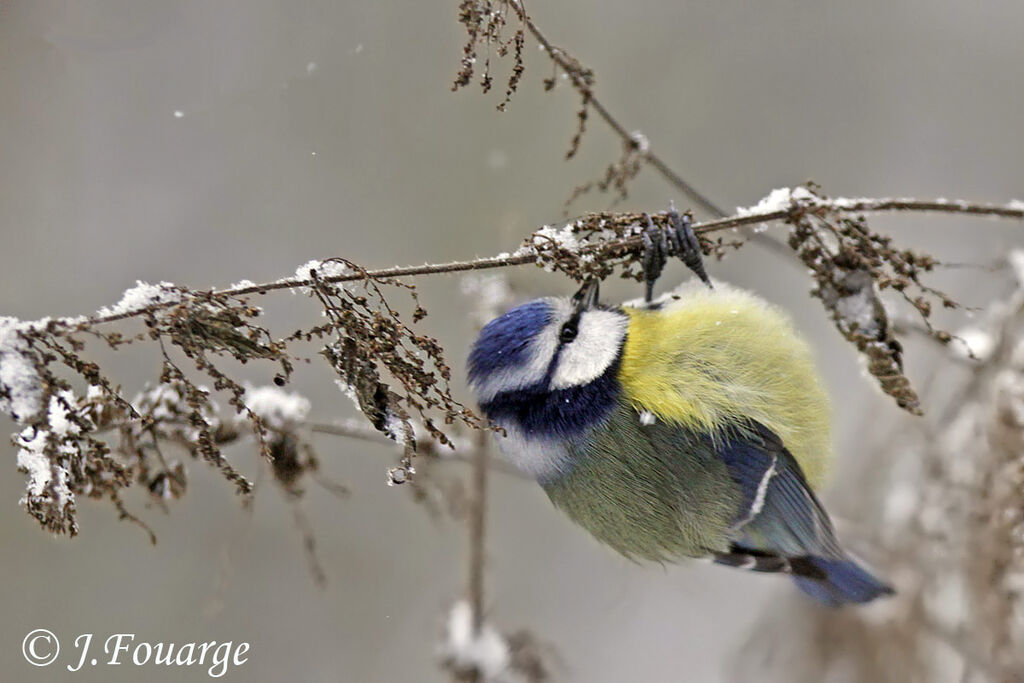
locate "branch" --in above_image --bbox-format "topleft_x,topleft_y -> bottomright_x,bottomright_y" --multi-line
508,0 -> 726,217
2,185 -> 1021,537
307,421 -> 527,479
60,194 -> 1024,330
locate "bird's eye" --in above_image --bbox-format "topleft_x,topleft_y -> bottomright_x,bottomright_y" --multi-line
559,320 -> 579,343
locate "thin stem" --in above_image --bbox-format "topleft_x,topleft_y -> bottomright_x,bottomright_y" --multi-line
509,0 -> 726,217
307,422 -> 528,479
639,147 -> 727,218
60,197 -> 1022,329
467,433 -> 489,635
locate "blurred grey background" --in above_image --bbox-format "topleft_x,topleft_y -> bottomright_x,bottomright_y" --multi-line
1,1 -> 1022,681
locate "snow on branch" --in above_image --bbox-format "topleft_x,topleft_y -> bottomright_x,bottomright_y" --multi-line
439,600 -> 551,682
0,185 -> 1021,537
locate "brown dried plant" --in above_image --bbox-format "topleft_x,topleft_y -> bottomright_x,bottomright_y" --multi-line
2,194 -> 1021,541
1,260 -> 485,537
452,0 -> 724,217
0,7 -> 1020,683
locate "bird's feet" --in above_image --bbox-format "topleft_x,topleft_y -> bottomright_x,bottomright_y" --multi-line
641,207 -> 712,303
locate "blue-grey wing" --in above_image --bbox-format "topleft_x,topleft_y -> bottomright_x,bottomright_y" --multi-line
711,422 -> 893,605
715,423 -> 843,559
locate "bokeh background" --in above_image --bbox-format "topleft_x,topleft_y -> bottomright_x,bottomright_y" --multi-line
1,1 -> 1022,681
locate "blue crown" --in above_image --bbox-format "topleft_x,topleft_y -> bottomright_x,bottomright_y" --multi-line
467,300 -> 552,386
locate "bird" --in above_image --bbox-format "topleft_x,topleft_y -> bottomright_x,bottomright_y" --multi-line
466,211 -> 893,606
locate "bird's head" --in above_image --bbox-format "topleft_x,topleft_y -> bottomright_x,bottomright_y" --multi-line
467,280 -> 629,439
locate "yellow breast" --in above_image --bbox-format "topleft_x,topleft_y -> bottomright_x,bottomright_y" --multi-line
618,281 -> 832,488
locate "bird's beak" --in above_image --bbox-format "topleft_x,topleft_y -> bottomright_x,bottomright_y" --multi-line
572,278 -> 601,313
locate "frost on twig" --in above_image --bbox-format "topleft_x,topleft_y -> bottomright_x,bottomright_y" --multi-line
1,258 -> 483,536
512,210 -> 708,282
308,258 -> 486,485
510,185 -> 961,415
782,183 -> 960,415
0,318 -> 46,421
439,601 -> 553,683
440,601 -> 511,680
1,193 -> 1017,537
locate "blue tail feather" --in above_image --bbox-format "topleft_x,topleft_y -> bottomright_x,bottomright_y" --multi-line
792,557 -> 894,607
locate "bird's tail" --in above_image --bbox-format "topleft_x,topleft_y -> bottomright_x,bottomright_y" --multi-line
791,556 -> 894,607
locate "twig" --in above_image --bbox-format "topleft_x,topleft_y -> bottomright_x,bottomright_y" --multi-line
6,189 -> 1021,539
467,433 -> 489,635
508,0 -> 726,217
307,421 -> 528,479
64,197 -> 1024,329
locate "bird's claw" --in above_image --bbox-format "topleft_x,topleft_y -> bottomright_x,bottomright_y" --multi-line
669,209 -> 712,289
642,214 -> 667,303
641,208 -> 712,303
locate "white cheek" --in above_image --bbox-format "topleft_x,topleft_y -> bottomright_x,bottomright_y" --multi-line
550,311 -> 628,390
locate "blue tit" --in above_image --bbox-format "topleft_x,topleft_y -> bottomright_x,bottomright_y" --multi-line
467,276 -> 893,606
